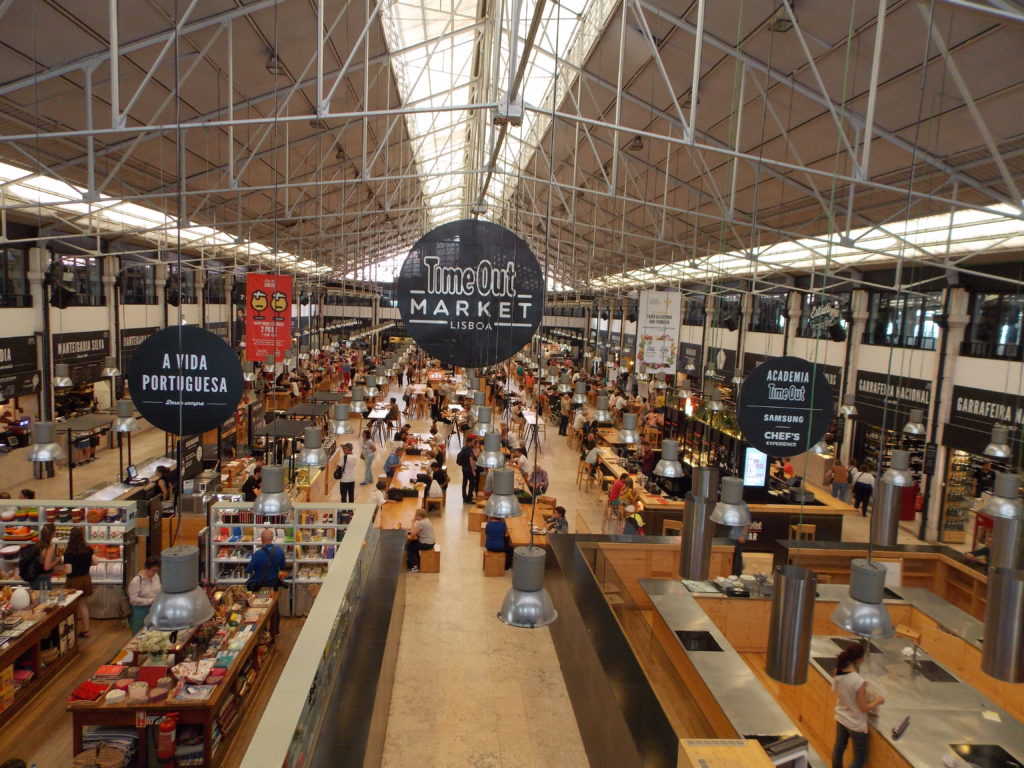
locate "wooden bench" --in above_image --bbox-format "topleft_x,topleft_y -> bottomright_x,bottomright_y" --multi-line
467,509 -> 486,532
789,523 -> 817,541
419,545 -> 441,573
424,496 -> 444,516
483,549 -> 505,576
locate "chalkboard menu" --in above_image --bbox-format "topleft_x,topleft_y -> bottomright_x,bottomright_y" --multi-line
0,336 -> 39,399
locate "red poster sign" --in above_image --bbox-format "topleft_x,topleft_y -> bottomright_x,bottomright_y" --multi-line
245,273 -> 293,362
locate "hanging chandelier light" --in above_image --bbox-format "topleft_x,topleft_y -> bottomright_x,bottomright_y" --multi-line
654,439 -> 684,478
497,546 -> 558,629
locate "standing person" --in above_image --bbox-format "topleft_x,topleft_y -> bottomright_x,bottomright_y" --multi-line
341,358 -> 352,388
241,465 -> 262,502
246,528 -> 286,589
406,509 -> 436,572
831,643 -> 883,768
639,441 -> 657,475
333,443 -> 357,502
457,438 -> 478,502
558,393 -> 571,435
829,460 -> 851,502
851,465 -> 876,516
359,429 -> 377,485
128,556 -> 162,633
729,524 -> 749,576
973,461 -> 996,497
63,528 -> 96,637
25,524 -> 58,590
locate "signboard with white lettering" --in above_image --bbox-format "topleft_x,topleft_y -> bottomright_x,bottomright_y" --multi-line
126,325 -> 243,435
854,370 -> 931,428
0,336 -> 39,399
677,342 -> 702,374
396,219 -> 544,367
53,330 -> 109,384
121,327 -> 159,361
744,353 -> 841,402
738,356 -> 835,456
943,385 -> 1023,457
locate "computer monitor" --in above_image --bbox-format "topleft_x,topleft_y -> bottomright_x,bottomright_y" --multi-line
125,465 -> 138,481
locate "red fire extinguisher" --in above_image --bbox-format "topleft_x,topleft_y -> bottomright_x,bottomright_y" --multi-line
157,712 -> 179,761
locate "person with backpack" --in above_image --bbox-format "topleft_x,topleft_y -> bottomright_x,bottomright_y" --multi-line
20,523 -> 58,590
246,528 -> 286,592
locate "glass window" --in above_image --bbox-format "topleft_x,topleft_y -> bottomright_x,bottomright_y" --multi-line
711,293 -> 741,329
681,295 -> 705,326
748,294 -> 787,334
168,265 -> 198,304
0,247 -> 31,308
56,254 -> 105,306
121,263 -> 157,305
797,292 -> 850,339
204,274 -> 227,304
961,292 -> 1024,361
863,291 -> 942,350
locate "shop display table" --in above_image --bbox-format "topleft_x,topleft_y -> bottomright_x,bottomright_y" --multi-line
68,591 -> 279,768
0,589 -> 81,726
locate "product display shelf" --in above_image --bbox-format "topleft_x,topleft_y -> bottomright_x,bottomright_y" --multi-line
940,449 -> 977,543
68,591 -> 278,768
0,500 -> 138,588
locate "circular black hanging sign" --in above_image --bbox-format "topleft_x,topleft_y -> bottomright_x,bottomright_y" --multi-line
396,219 -> 545,367
126,325 -> 243,435
738,356 -> 835,457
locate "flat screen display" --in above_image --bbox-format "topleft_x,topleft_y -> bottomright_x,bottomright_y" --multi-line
743,447 -> 769,487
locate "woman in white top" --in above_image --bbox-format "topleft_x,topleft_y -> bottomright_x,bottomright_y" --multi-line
832,643 -> 884,768
128,556 -> 162,634
850,465 -> 876,517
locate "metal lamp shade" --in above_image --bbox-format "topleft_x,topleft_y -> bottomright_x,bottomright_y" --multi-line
766,565 -> 817,685
484,468 -> 522,518
53,364 -> 73,388
112,400 -> 141,432
546,366 -> 559,385
242,361 -> 257,382
983,425 -> 1013,461
620,413 -> 639,444
593,396 -> 612,425
902,408 -> 926,436
708,389 -> 725,412
709,477 -> 751,526
654,439 -> 684,478
981,567 -> 1024,683
478,432 -> 505,468
145,546 -> 215,631
27,421 -> 66,462
349,387 -> 367,413
652,374 -> 667,391
475,407 -> 499,436
984,472 -> 1023,520
872,450 -> 915,546
101,356 -> 121,378
253,465 -> 293,518
497,546 -> 557,628
839,394 -> 858,417
571,381 -> 588,405
364,375 -> 380,398
831,559 -> 895,639
264,354 -> 276,373
332,404 -> 355,435
470,391 -> 487,423
298,427 -> 327,466
678,382 -> 692,400
557,374 -> 572,394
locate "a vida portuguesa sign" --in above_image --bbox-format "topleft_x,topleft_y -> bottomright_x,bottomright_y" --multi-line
126,325 -> 243,435
738,355 -> 835,456
396,219 -> 545,367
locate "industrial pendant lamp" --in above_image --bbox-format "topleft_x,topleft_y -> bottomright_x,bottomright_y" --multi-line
145,546 -> 215,631
709,477 -> 751,526
831,559 -> 895,639
652,373 -> 668,391
766,564 -> 818,685
298,427 -> 327,466
839,394 -> 858,417
111,400 -> 140,432
53,364 -> 73,388
349,387 -> 368,413
557,374 -> 572,394
593,396 -> 612,425
484,468 -> 523,518
620,413 -> 639,445
364,375 -> 380,399
26,422 -> 66,463
654,439 -> 684,478
264,354 -> 276,374
478,431 -> 505,468
475,407 -> 499,436
242,362 -> 256,382
810,437 -> 832,456
982,568 -> 1024,683
983,425 -> 1013,461
497,546 -> 558,628
708,389 -> 725,412
571,381 -> 588,405
731,374 -> 743,386
253,465 -> 293,519
678,380 -> 692,399
872,450 -> 914,546
984,472 -> 1023,521
101,356 -> 121,378
470,391 -> 487,423
902,408 -> 926,436
332,404 -> 355,435
546,365 -> 559,386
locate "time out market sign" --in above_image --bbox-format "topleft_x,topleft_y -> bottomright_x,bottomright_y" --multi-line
397,219 -> 544,367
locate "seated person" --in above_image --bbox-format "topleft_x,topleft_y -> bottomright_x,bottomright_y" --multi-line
426,461 -> 448,498
485,516 -> 514,570
508,448 -> 529,472
545,505 -> 569,533
383,446 -> 404,478
526,466 -> 549,496
406,509 -> 435,572
372,479 -> 392,507
275,371 -> 291,391
387,397 -> 401,424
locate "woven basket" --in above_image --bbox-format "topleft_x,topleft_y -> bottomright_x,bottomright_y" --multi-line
73,743 -> 127,768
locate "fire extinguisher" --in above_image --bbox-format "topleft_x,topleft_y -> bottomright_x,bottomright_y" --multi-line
157,712 -> 179,761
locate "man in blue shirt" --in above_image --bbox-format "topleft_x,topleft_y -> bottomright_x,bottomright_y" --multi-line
246,528 -> 286,589
485,516 -> 513,570
384,446 -> 404,478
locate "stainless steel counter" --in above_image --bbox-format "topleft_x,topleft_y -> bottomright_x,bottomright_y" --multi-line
808,635 -> 1024,767
641,579 -> 827,767
78,455 -> 177,501
889,586 -> 985,650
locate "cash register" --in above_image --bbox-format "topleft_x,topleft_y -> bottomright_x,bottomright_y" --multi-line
123,465 -> 149,486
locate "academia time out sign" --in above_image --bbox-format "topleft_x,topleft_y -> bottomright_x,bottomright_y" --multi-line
738,356 -> 834,457
126,325 -> 243,435
396,219 -> 544,367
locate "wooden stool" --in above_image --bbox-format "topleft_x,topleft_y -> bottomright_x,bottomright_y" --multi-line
789,523 -> 817,541
662,520 -> 683,536
483,550 -> 505,576
419,545 -> 441,573
576,461 -> 590,489
425,497 -> 443,516
468,509 -> 486,532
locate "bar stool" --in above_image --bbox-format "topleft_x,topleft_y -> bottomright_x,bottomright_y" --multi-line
789,523 -> 817,541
